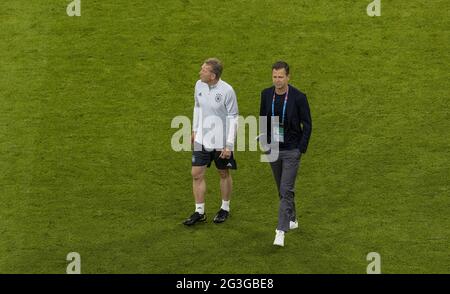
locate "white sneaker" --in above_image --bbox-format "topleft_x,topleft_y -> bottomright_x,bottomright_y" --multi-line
290,220 -> 299,230
273,229 -> 285,247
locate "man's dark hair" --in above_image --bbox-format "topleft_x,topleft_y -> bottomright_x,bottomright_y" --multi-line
204,58 -> 223,79
272,61 -> 290,75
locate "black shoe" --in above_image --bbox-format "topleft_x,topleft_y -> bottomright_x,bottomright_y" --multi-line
213,209 -> 229,223
183,212 -> 206,226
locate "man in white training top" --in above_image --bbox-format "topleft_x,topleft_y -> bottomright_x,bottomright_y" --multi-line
183,58 -> 239,226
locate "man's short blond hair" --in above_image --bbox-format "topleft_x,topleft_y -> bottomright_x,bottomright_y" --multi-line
204,58 -> 223,79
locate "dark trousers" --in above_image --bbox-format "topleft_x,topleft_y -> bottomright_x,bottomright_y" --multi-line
269,149 -> 301,232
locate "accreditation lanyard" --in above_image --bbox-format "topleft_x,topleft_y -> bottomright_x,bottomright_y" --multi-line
272,87 -> 289,126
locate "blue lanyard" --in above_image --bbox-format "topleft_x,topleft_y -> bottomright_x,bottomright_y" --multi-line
272,87 -> 289,125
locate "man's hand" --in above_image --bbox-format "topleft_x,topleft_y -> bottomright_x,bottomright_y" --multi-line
191,132 -> 196,145
219,147 -> 232,159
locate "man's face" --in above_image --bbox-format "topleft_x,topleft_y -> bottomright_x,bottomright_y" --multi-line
272,68 -> 290,90
199,63 -> 215,83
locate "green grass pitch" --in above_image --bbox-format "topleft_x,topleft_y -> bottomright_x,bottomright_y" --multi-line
0,0 -> 448,273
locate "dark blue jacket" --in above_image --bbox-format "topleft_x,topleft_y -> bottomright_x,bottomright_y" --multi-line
260,85 -> 312,153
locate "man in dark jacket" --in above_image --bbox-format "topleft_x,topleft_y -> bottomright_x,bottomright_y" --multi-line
259,61 -> 312,247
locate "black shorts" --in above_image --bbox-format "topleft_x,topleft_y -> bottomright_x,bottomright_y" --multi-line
192,144 -> 237,170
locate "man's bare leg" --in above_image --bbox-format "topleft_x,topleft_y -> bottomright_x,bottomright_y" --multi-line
183,165 -> 208,226
192,165 -> 207,211
213,169 -> 232,223
218,169 -> 232,202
